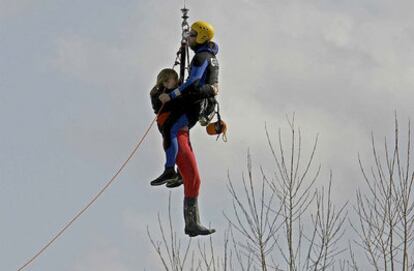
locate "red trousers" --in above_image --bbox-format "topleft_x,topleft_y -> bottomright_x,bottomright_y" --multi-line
176,130 -> 201,198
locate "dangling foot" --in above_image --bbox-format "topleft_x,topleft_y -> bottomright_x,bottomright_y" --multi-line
150,167 -> 177,186
166,170 -> 183,188
184,197 -> 216,237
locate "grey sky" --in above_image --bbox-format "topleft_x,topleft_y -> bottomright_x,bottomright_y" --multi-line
1,0 -> 414,270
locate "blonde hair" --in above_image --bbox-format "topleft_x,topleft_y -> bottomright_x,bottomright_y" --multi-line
156,68 -> 178,88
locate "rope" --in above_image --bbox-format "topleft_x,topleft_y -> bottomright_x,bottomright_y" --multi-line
17,109 -> 161,271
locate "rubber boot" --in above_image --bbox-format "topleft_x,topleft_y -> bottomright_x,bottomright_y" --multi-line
150,167 -> 177,186
184,197 -> 215,237
166,170 -> 183,188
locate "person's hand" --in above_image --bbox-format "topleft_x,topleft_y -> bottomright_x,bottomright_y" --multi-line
159,93 -> 171,104
211,83 -> 219,95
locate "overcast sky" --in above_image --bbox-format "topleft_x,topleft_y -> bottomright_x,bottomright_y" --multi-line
2,0 -> 414,270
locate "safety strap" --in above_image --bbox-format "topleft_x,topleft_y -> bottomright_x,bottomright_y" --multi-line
173,6 -> 190,83
215,103 -> 227,142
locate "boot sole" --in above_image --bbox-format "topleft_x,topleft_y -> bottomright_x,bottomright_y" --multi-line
150,177 -> 177,186
185,229 -> 216,237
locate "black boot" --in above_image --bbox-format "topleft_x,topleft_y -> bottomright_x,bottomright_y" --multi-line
166,170 -> 183,188
184,197 -> 215,237
150,167 -> 177,186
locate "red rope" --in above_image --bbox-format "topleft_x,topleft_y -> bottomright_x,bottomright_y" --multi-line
17,112 -> 160,271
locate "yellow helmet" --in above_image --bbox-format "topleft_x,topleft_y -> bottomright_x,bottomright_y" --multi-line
191,21 -> 215,44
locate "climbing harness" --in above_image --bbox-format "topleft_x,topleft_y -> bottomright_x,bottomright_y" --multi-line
198,97 -> 217,126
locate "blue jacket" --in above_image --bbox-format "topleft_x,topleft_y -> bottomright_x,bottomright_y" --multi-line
169,41 -> 219,99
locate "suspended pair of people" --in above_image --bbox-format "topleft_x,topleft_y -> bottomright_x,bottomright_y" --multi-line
149,21 -> 221,237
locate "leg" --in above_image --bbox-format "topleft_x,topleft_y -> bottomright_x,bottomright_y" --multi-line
151,114 -> 188,186
165,127 -> 189,189
165,114 -> 189,168
176,130 -> 200,198
176,130 -> 215,237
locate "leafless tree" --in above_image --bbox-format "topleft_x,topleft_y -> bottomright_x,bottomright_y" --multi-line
224,150 -> 282,271
195,226 -> 236,271
147,192 -> 193,271
224,116 -> 347,271
306,178 -> 348,271
351,115 -> 414,270
148,193 -> 237,271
